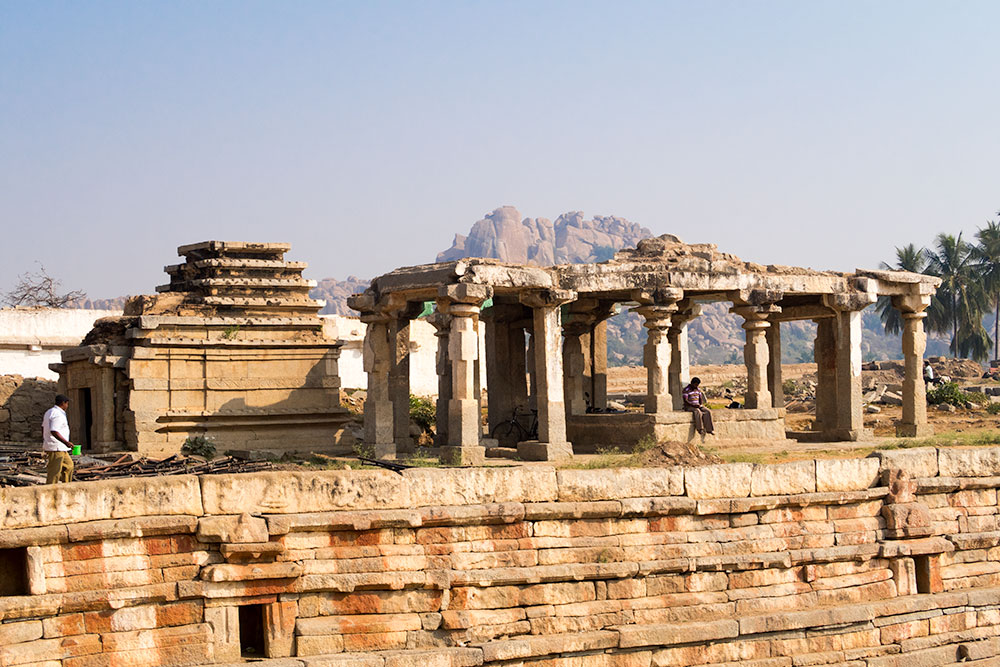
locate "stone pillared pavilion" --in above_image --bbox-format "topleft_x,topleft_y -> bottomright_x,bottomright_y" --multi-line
350,234 -> 941,463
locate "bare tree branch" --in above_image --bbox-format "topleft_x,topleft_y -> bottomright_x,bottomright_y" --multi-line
3,264 -> 86,308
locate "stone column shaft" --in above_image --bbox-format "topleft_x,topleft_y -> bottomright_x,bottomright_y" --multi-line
668,304 -> 699,411
447,303 -> 481,449
590,320 -> 608,411
733,306 -> 777,410
563,328 -> 589,415
362,318 -> 395,458
637,306 -> 676,416
534,305 -> 568,445
898,309 -> 932,437
430,314 -> 452,447
834,309 -> 865,437
766,320 -> 783,408
814,318 -> 838,434
388,316 -> 412,454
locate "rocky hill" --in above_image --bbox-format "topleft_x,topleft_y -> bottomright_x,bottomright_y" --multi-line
437,206 -> 651,265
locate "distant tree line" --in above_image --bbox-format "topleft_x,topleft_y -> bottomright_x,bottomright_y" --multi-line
876,211 -> 1000,363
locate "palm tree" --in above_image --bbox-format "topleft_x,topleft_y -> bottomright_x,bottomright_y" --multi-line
875,244 -> 926,336
926,232 -> 991,361
972,217 -> 1000,361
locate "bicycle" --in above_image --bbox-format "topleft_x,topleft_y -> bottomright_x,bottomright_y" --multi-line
490,407 -> 538,444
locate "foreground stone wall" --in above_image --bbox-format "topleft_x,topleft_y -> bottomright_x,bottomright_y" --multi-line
3,448 -> 1000,666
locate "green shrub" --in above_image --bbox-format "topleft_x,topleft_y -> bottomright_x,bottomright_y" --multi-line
987,402 -> 1000,415
782,379 -> 799,395
409,395 -> 436,432
926,382 -> 971,407
181,435 -> 216,459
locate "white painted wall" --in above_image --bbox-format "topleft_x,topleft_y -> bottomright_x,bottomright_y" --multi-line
0,307 -> 123,379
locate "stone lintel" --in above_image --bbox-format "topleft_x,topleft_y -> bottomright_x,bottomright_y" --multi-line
822,291 -> 877,312
729,289 -> 784,307
519,288 -> 576,309
629,287 -> 684,306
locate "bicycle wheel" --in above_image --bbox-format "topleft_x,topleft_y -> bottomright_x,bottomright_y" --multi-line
490,420 -> 522,447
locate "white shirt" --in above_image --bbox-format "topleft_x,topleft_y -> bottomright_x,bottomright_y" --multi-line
42,405 -> 71,452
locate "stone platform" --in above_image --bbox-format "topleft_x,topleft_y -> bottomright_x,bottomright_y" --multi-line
567,407 -> 789,453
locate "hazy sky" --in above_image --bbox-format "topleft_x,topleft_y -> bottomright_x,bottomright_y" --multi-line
2,1 -> 998,300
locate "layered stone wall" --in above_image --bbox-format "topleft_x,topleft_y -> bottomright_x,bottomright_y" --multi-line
0,374 -> 56,444
3,449 -> 1000,666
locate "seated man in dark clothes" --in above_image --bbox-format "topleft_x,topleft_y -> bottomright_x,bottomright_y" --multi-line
682,377 -> 714,435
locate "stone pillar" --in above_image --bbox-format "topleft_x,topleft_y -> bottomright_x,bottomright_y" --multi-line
439,285 -> 492,465
361,315 -> 395,458
590,320 -> 608,411
636,305 -> 678,416
526,331 -> 537,410
563,323 -> 589,416
520,289 -> 576,460
428,312 -> 452,447
732,306 -> 779,410
894,294 -> 934,437
766,319 -> 783,408
814,317 -> 838,435
835,308 -> 865,438
388,315 -> 413,454
484,306 -> 529,436
668,303 -> 700,410
98,366 -> 116,450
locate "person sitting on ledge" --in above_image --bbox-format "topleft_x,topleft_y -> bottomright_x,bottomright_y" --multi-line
682,377 -> 715,436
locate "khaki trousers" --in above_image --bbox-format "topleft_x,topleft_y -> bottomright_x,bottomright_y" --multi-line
685,405 -> 714,435
46,451 -> 74,484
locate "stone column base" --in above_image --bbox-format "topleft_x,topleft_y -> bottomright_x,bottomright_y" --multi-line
517,440 -> 573,461
370,442 -> 396,459
440,445 -> 486,466
896,423 -> 934,438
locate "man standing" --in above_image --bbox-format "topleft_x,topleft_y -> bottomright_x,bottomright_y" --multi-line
42,394 -> 74,484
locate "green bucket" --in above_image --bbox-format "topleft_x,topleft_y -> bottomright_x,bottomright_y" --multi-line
71,445 -> 82,456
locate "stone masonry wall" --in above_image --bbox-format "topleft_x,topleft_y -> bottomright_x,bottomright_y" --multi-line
0,374 -> 57,444
3,449 -> 1000,666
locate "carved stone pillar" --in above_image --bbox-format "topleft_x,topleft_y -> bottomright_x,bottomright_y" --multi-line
562,322 -> 590,416
834,308 -> 865,438
428,312 -> 452,447
814,317 -> 838,435
894,294 -> 934,437
636,304 -> 678,416
520,289 -> 576,460
590,319 -> 608,411
766,319 -> 783,408
439,284 -> 492,465
484,305 -> 529,436
361,314 -> 394,458
668,303 -> 700,410
732,305 -> 780,409
388,314 -> 413,454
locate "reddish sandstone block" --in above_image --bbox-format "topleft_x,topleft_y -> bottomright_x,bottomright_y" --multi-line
42,613 -> 85,638
296,613 -> 421,635
341,630 -> 408,652
880,619 -> 929,644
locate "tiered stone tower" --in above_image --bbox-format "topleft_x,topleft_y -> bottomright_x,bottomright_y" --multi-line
53,241 -> 349,456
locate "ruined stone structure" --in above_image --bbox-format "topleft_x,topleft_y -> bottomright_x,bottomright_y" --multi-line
351,235 -> 941,462
2,448 -> 1000,665
51,242 -> 348,455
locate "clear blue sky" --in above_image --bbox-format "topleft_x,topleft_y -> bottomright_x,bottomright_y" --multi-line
1,1 -> 998,299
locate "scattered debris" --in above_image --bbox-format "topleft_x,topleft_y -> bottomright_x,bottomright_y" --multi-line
635,441 -> 723,468
0,446 -> 272,488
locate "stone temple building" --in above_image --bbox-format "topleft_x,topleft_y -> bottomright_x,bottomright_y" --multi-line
351,235 -> 941,463
52,242 -> 349,456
